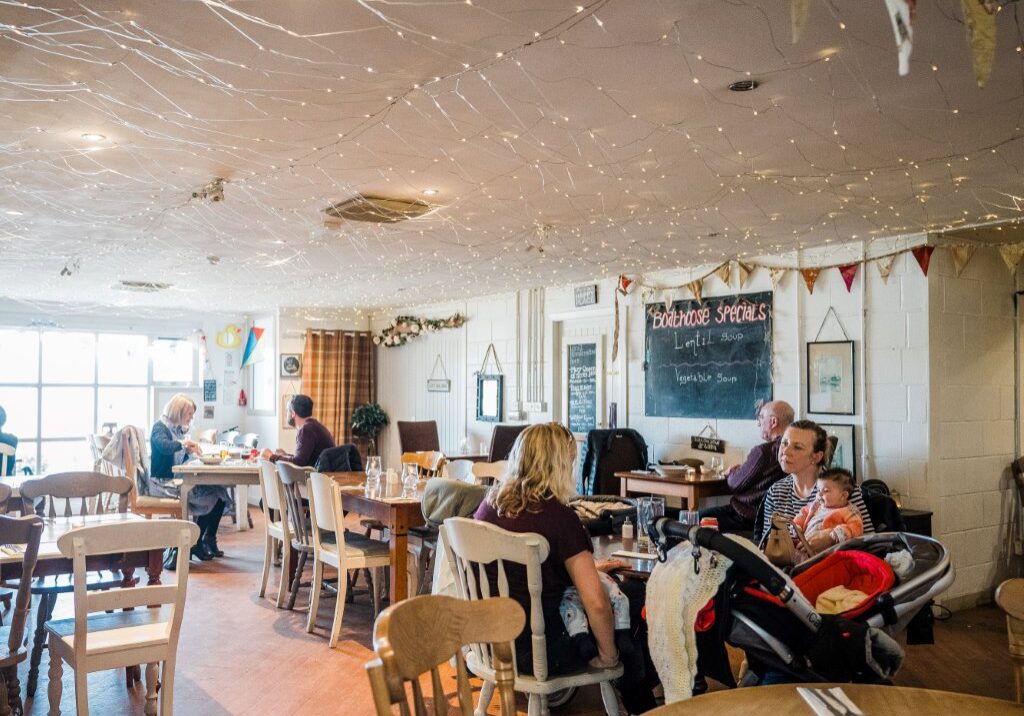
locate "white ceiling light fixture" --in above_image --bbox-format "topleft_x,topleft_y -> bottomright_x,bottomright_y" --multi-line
80,133 -> 106,141
421,188 -> 439,196
4,210 -> 23,216
323,194 -> 433,224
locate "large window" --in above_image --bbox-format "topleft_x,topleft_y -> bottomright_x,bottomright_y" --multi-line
0,328 -> 195,475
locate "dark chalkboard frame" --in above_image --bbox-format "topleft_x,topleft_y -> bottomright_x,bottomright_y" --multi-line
564,339 -> 602,436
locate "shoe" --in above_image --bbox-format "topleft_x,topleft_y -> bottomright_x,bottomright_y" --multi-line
190,543 -> 215,561
163,548 -> 178,571
204,535 -> 224,558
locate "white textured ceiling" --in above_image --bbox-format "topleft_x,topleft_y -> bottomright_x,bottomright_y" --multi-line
1,0 -> 1022,314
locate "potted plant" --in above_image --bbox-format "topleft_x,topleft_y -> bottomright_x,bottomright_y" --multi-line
351,402 -> 389,456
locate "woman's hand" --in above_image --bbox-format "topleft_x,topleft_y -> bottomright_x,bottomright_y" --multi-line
594,558 -> 629,573
260,448 -> 274,460
588,650 -> 620,670
182,440 -> 201,455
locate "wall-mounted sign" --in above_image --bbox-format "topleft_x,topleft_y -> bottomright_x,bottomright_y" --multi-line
203,379 -> 217,403
574,284 -> 598,307
427,379 -> 451,393
691,435 -> 725,453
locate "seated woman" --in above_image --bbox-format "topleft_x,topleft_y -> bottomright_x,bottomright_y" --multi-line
760,420 -> 874,553
473,422 -> 655,713
149,394 -> 232,564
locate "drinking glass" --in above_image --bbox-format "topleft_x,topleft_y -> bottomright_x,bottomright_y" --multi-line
365,456 -> 382,498
636,497 -> 666,552
401,463 -> 419,498
219,441 -> 229,461
709,455 -> 723,476
679,510 -> 700,526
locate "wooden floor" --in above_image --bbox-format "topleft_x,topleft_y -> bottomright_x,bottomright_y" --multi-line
20,511 -> 1017,714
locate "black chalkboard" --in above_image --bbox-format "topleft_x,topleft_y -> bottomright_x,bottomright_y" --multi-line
567,342 -> 598,434
644,291 -> 773,419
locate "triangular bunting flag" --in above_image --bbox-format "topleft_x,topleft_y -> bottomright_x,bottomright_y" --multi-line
960,0 -> 996,88
950,245 -> 976,277
738,261 -> 753,287
912,245 -> 934,276
769,267 -> 786,289
617,275 -> 633,294
687,279 -> 703,305
884,0 -> 915,76
714,262 -> 732,286
876,255 -> 897,283
801,268 -> 821,294
661,287 -> 677,312
792,0 -> 809,43
838,263 -> 859,292
999,243 -> 1024,274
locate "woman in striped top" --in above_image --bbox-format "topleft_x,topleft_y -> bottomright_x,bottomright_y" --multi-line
760,420 -> 873,553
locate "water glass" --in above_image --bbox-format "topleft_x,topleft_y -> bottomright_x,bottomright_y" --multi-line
219,441 -> 229,461
365,456 -> 382,498
401,463 -> 419,498
636,497 -> 666,552
709,455 -> 723,476
679,510 -> 700,526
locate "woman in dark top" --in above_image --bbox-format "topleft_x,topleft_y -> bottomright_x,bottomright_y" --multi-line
474,422 -> 654,712
149,394 -> 232,563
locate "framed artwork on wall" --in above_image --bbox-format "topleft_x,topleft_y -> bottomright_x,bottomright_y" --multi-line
821,423 -> 855,478
280,353 -> 302,379
476,374 -> 503,422
807,340 -> 855,415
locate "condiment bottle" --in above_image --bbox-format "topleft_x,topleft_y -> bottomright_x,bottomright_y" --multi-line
622,517 -> 634,541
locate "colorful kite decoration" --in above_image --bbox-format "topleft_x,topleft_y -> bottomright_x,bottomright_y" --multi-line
241,327 -> 265,368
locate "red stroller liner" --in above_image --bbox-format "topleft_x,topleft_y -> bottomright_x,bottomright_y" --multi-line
743,550 -> 895,619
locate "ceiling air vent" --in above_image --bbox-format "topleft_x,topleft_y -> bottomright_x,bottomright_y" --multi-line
323,195 -> 432,224
116,280 -> 172,293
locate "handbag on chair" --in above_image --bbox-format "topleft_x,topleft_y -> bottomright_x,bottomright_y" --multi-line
762,514 -> 814,567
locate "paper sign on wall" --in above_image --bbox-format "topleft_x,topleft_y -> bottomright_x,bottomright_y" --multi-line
203,379 -> 217,403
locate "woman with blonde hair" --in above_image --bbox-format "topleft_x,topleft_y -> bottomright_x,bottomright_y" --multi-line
474,423 -> 654,713
149,393 -> 232,564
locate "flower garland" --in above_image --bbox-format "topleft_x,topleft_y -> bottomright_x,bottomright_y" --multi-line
373,313 -> 465,347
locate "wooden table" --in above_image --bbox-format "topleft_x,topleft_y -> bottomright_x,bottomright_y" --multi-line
172,461 -> 260,531
592,534 -> 656,581
327,472 -> 425,605
643,683 -> 1021,715
615,470 -> 730,510
445,453 -> 489,463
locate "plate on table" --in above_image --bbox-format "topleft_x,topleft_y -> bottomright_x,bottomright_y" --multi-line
654,465 -> 689,478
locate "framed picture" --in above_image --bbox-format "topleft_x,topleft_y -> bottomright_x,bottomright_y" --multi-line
476,374 -> 503,422
281,393 -> 295,430
821,423 -> 856,478
280,353 -> 302,379
807,340 -> 855,415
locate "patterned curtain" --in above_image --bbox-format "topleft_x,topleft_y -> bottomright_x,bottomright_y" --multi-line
301,330 -> 376,444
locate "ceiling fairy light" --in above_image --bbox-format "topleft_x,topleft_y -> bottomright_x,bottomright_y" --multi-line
421,189 -> 439,196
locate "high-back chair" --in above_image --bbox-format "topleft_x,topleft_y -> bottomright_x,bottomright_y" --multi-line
365,595 -> 524,716
44,520 -> 199,716
0,515 -> 43,714
275,461 -> 314,610
401,451 -> 445,478
488,424 -> 528,462
396,421 -> 440,453
471,460 -> 508,487
113,428 -> 182,521
0,443 -> 14,478
306,473 -> 390,647
996,578 -> 1024,703
442,517 -> 623,715
445,459 -> 474,482
257,459 -> 290,607
19,472 -> 136,699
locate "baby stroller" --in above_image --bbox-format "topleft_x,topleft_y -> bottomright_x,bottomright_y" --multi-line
649,519 -> 954,685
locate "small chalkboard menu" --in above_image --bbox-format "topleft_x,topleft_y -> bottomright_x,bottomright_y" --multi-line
567,342 -> 598,434
645,291 -> 773,420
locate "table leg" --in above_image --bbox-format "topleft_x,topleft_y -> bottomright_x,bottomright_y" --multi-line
235,484 -> 249,532
179,484 -> 192,525
620,479 -> 629,498
146,548 -> 163,586
388,530 -> 409,604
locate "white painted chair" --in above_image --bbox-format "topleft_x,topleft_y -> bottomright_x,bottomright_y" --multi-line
307,472 -> 391,648
442,517 -> 623,716
0,442 -> 14,478
445,459 -> 474,482
471,460 -> 508,486
44,519 -> 200,716
257,459 -> 289,607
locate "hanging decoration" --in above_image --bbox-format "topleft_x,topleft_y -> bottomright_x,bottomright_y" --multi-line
238,389 -> 248,407
791,0 -> 809,43
912,245 -> 935,276
714,262 -> 732,286
215,324 -> 242,350
373,313 -> 465,347
612,274 -> 635,362
950,245 -> 976,277
240,326 -> 264,368
800,268 -> 821,294
876,255 -> 898,283
687,279 -> 704,305
770,267 -> 787,289
838,263 -> 859,292
197,330 -> 213,378
738,262 -> 754,288
999,244 -> 1024,274
960,0 -> 997,88
884,0 -> 915,76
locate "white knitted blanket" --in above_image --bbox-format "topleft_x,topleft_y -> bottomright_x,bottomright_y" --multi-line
646,541 -> 733,703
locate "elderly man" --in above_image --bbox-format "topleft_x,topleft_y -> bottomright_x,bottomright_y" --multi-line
261,394 -> 336,467
698,400 -> 794,533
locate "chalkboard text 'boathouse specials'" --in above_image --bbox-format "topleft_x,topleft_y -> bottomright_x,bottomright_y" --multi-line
644,291 -> 773,420
567,342 -> 598,434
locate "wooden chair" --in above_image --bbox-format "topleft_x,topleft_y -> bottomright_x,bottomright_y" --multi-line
257,459 -> 290,607
0,515 -> 43,716
19,472 -> 135,700
442,517 -> 623,716
400,451 -> 445,478
0,485 -> 16,618
365,595 -> 524,716
116,429 -> 182,521
396,421 -> 440,453
408,479 -> 488,597
45,519 -> 199,716
488,424 -> 528,462
996,578 -> 1024,703
275,461 -> 315,610
445,459 -> 474,482
307,473 -> 390,646
471,460 -> 508,487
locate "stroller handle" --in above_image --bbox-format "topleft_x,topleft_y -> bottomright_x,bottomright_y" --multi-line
651,518 -> 791,598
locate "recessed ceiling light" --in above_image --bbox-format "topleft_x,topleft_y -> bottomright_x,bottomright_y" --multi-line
4,210 -> 23,216
728,80 -> 759,92
421,188 -> 439,196
81,133 -> 106,141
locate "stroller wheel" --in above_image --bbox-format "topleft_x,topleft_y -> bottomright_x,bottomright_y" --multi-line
547,687 -> 578,708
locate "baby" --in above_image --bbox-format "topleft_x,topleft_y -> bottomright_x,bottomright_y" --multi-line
559,570 -> 631,661
794,467 -> 864,550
